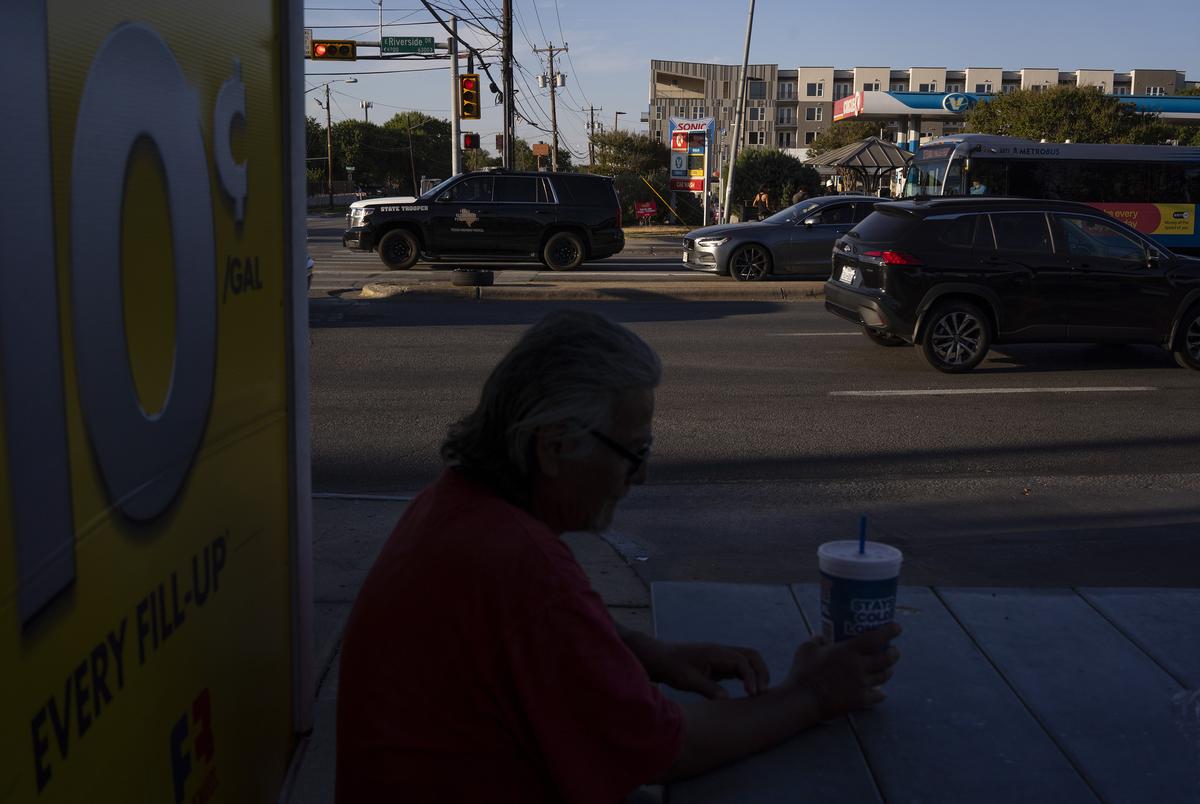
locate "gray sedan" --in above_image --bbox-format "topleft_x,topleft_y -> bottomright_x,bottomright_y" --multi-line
682,195 -> 880,280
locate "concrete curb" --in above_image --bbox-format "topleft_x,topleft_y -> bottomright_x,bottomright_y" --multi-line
356,281 -> 826,303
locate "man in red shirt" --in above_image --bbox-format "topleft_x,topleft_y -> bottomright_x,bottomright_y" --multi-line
336,311 -> 900,802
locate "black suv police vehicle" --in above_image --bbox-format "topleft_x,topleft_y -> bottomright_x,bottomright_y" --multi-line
342,170 -> 624,271
825,197 -> 1200,373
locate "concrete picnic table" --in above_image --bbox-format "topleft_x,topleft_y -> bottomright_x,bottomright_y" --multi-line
652,582 -> 1200,803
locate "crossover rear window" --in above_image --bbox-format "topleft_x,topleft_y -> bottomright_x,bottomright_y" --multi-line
850,210 -> 918,242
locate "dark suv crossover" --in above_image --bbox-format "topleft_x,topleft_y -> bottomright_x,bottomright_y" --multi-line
342,170 -> 624,270
824,197 -> 1200,373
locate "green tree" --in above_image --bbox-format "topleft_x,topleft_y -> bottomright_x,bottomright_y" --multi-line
306,116 -> 328,194
1177,86 -> 1200,96
964,85 -> 1172,144
807,120 -> 881,158
382,112 -> 453,194
464,147 -> 501,171
510,137 -> 574,172
589,131 -> 669,175
730,149 -> 819,215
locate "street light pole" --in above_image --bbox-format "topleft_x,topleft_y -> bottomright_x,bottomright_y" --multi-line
723,0 -> 755,224
613,110 -> 625,132
325,84 -> 334,207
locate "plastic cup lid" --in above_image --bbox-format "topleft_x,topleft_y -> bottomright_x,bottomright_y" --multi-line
818,540 -> 903,581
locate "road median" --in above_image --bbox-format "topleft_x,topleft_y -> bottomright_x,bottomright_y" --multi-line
356,280 -> 826,302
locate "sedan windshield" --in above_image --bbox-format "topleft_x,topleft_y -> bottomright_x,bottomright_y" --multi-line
762,201 -> 819,224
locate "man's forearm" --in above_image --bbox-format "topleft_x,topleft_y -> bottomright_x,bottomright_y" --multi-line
614,623 -> 663,674
658,687 -> 823,782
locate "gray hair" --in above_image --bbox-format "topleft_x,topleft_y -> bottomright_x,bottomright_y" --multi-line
441,310 -> 661,505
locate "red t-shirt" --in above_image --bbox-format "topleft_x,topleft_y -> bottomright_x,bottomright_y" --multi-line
336,469 -> 684,803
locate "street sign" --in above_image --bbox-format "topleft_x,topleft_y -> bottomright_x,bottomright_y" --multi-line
381,35 -> 435,54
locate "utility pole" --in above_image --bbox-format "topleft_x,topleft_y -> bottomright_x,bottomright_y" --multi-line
584,105 -> 602,168
502,0 -> 515,169
722,0 -> 755,224
360,100 -> 373,122
325,83 -> 334,207
533,43 -> 568,172
449,16 -> 461,176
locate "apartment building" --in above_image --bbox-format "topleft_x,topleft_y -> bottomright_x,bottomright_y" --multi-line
646,61 -> 1194,155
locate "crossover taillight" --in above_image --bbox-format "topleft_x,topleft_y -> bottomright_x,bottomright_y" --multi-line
863,250 -> 923,266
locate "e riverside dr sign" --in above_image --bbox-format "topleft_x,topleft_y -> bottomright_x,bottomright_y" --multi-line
381,35 -> 435,54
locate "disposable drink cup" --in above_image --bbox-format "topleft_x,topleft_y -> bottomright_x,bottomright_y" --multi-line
818,541 -> 903,642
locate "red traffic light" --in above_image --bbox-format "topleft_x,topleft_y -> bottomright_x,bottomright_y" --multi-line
463,133 -> 480,149
311,40 -> 357,60
459,73 -> 481,120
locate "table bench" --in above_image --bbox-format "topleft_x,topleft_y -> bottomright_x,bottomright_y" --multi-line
652,582 -> 1200,803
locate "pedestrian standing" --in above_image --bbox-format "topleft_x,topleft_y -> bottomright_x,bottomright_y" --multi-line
752,185 -> 770,221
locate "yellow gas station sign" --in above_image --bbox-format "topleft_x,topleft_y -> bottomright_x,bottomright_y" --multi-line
1,1 -> 307,801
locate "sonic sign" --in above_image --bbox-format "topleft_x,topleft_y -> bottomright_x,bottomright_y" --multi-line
1,1 -> 308,802
669,117 -> 716,193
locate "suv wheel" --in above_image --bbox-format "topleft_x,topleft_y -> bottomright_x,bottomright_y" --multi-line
864,327 -> 908,347
543,231 -> 585,271
921,301 -> 991,373
1173,305 -> 1200,370
378,229 -> 419,270
729,245 -> 771,281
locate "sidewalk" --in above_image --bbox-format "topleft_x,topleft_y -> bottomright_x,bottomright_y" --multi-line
281,494 -> 652,802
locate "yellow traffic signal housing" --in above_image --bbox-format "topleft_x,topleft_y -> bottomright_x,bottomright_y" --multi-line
459,73 -> 481,120
311,40 -> 357,60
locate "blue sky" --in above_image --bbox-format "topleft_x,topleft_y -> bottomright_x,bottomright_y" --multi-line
304,0 -> 1200,163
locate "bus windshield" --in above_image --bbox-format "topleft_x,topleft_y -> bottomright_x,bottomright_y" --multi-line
902,159 -> 963,197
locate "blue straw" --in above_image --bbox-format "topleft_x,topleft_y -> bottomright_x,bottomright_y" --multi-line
859,515 -> 867,554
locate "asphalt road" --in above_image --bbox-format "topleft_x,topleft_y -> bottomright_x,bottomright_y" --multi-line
310,297 -> 1200,587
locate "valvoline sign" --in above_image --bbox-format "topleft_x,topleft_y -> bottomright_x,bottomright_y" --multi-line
942,93 -> 977,113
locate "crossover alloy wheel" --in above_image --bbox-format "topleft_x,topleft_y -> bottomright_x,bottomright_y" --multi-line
921,301 -> 991,373
1174,305 -> 1200,370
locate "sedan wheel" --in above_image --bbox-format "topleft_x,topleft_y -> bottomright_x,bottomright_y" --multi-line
921,301 -> 991,373
1173,305 -> 1200,370
729,245 -> 771,281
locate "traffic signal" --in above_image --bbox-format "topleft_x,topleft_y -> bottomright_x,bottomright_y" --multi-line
463,133 -> 480,150
311,40 -> 356,60
459,73 -> 481,120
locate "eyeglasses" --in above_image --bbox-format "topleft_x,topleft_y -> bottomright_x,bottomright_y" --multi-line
589,429 -> 651,479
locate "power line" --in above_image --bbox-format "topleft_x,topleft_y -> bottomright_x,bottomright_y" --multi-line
306,65 -> 451,75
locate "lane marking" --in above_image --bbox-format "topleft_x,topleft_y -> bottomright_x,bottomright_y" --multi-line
829,386 -> 1158,397
768,331 -> 859,337
313,491 -> 417,501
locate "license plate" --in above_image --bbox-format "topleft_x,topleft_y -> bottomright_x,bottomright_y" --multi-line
683,250 -> 690,262
840,265 -> 857,284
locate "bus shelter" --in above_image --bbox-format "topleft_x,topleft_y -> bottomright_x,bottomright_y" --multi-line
804,137 -> 912,197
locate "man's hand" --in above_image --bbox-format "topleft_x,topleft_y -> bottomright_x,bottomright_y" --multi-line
650,641 -> 771,699
785,624 -> 902,719
618,627 -> 769,699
